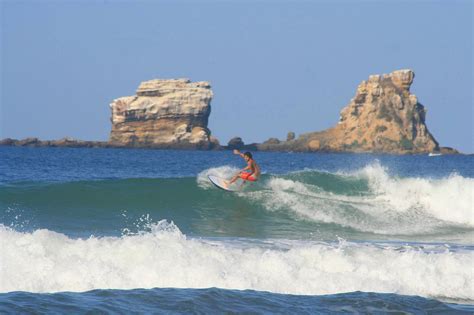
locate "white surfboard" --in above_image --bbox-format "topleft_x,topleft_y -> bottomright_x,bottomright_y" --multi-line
208,175 -> 240,192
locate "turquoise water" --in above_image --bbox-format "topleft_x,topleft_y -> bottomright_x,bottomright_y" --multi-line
0,147 -> 473,313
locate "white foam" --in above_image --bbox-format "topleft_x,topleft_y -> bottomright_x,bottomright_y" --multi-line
252,177 -> 406,234
243,163 -> 473,235
253,178 -> 348,225
1,223 -> 472,301
354,162 -> 474,226
197,166 -> 240,189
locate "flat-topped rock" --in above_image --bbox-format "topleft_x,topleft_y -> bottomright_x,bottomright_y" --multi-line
109,78 -> 214,149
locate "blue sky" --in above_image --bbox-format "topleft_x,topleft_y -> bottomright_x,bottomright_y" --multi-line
1,0 -> 472,152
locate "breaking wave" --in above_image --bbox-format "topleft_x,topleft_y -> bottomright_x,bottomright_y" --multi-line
1,162 -> 472,239
1,221 -> 472,301
235,162 -> 474,235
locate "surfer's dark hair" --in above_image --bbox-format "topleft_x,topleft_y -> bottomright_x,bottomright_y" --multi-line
244,152 -> 253,159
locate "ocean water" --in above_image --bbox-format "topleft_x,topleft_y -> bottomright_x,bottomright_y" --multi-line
0,146 -> 473,313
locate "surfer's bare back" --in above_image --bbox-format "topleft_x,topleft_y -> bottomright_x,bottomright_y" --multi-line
226,150 -> 260,187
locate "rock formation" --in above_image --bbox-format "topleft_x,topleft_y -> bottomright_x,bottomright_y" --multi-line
0,70 -> 459,154
227,137 -> 245,149
286,132 -> 295,141
259,69 -> 445,154
109,78 -> 214,149
0,137 -> 109,148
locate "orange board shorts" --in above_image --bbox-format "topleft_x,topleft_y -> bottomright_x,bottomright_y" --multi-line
239,172 -> 257,182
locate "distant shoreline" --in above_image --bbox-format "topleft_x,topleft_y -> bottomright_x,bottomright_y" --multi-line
0,137 -> 461,155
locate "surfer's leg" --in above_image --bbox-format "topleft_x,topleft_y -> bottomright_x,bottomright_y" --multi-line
226,173 -> 240,186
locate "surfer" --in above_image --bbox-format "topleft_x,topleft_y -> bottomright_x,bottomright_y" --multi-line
225,150 -> 260,188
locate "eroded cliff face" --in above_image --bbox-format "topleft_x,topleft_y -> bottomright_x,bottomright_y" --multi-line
109,79 -> 214,149
331,69 -> 438,152
260,69 -> 441,153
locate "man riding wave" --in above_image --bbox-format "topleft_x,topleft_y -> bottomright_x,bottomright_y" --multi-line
225,150 -> 260,188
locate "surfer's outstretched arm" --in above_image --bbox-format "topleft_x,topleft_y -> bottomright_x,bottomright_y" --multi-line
233,149 -> 247,160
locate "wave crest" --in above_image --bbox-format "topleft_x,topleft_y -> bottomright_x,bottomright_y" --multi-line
354,163 -> 474,226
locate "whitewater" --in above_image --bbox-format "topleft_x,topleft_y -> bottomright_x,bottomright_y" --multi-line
1,221 -> 473,300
